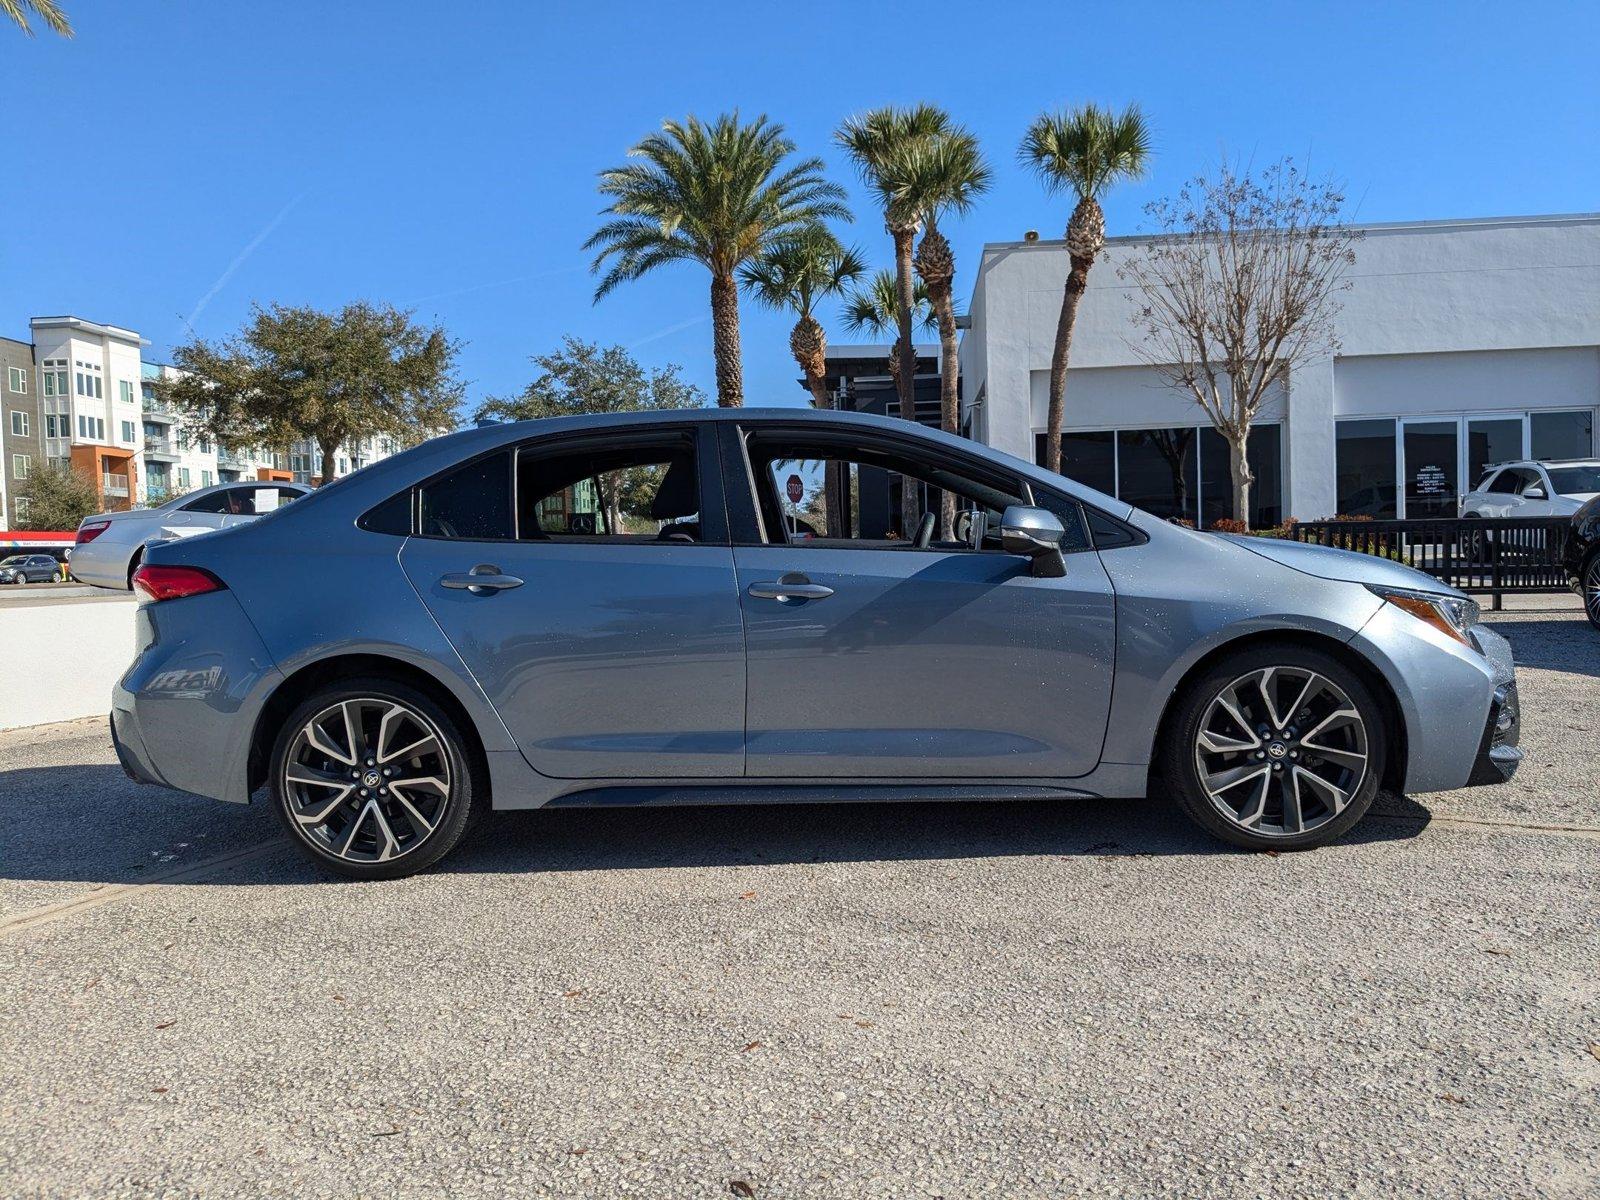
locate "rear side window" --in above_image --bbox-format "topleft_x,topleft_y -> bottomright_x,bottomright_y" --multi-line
418,451 -> 513,540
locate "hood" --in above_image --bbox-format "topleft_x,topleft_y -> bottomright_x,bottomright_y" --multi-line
1217,533 -> 1463,595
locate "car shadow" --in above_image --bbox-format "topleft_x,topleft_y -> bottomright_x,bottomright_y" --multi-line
1481,615 -> 1600,678
0,764 -> 1431,889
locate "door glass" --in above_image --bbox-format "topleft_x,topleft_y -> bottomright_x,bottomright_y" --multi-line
1530,410 -> 1595,461
418,451 -> 512,540
1466,419 -> 1522,489
1402,421 -> 1458,519
1036,430 -> 1115,497
517,442 -> 699,541
1335,419 -> 1397,519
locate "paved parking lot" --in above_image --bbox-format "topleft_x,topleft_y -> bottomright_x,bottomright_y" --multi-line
2,597 -> 1597,1198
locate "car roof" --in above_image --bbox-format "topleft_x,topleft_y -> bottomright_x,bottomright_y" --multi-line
1487,459 -> 1600,470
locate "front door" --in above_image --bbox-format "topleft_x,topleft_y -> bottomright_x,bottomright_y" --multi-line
724,424 -> 1117,780
1401,420 -> 1460,519
399,426 -> 746,780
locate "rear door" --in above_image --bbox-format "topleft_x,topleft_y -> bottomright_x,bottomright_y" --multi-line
398,424 -> 746,780
722,423 -> 1117,780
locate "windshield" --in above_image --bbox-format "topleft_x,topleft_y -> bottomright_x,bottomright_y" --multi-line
1547,466 -> 1600,495
0,556 -> 26,566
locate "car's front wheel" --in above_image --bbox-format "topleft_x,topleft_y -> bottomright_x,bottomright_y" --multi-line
1163,644 -> 1386,851
269,678 -> 484,880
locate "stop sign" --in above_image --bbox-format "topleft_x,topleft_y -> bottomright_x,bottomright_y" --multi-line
786,473 -> 804,504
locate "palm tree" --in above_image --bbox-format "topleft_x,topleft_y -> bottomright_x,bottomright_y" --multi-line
3,0 -> 70,35
840,269 -> 936,393
585,112 -> 849,407
739,226 -> 866,410
901,129 -> 991,531
1020,103 -> 1151,472
837,104 -> 953,530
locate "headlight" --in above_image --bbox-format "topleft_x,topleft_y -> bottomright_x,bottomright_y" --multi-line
1366,584 -> 1479,647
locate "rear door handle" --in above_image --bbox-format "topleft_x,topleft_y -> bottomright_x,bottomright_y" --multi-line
440,564 -> 524,594
747,573 -> 834,602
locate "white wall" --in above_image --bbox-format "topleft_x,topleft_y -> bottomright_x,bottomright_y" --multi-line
963,214 -> 1600,517
0,599 -> 137,729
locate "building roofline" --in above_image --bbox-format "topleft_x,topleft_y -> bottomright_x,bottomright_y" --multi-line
28,315 -> 150,347
981,211 -> 1600,257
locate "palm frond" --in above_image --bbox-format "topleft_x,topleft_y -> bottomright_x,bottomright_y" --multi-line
2,0 -> 72,36
1020,102 -> 1152,201
840,269 -> 935,337
739,225 -> 867,318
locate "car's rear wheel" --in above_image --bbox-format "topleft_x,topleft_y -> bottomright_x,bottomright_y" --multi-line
269,678 -> 484,880
1583,555 -> 1600,631
1164,644 -> 1386,850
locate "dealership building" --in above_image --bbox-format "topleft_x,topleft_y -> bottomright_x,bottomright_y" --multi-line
952,212 -> 1600,524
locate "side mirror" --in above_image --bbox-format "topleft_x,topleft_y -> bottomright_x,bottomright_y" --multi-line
999,505 -> 1067,578
1522,485 -> 1546,500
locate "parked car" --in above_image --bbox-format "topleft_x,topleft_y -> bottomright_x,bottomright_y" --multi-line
1563,495 -> 1600,630
0,554 -> 62,585
111,409 -> 1522,880
71,482 -> 311,590
1460,459 -> 1600,519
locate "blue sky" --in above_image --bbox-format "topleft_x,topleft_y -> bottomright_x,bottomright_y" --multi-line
3,0 -> 1597,416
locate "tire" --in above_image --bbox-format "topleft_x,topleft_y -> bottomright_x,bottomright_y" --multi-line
1584,554 -> 1600,632
13,575 -> 25,586
1163,643 -> 1387,851
269,676 -> 485,880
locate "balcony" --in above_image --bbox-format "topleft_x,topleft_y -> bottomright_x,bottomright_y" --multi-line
217,449 -> 245,470
143,436 -> 179,462
142,400 -> 179,423
101,472 -> 130,497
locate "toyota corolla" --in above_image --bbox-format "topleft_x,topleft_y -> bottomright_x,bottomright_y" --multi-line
110,409 -> 1522,879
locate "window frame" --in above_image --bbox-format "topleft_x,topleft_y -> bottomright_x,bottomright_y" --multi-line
8,366 -> 26,393
721,421 -> 1103,555
10,410 -> 27,437
398,423 -> 729,547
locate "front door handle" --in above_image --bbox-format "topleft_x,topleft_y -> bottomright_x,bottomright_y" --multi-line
440,564 -> 524,594
747,572 -> 834,602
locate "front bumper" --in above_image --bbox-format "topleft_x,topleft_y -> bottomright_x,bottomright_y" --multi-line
1466,681 -> 1523,785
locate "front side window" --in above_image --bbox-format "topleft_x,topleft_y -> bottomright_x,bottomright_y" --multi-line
1486,469 -> 1521,495
517,437 -> 701,542
419,451 -> 513,540
744,431 -> 1087,552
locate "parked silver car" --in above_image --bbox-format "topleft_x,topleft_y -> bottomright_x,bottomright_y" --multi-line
71,481 -> 310,590
111,409 -> 1522,879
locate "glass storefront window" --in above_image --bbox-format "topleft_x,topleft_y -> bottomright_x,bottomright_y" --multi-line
1116,428 -> 1197,522
1335,419 -> 1398,519
1466,418 -> 1523,490
1531,410 -> 1595,461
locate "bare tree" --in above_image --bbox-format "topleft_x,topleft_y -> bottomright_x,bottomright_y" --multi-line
1118,160 -> 1360,526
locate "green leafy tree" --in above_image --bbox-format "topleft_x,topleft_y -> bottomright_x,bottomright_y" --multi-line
161,301 -> 462,485
17,463 -> 98,530
475,338 -> 708,532
1021,102 -> 1152,472
585,113 -> 849,408
3,0 -> 71,36
739,226 -> 866,409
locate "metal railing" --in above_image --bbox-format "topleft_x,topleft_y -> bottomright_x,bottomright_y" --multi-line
101,472 -> 130,496
1289,517 -> 1572,607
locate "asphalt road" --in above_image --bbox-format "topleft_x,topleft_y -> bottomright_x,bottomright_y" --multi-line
1,598 -> 1597,1198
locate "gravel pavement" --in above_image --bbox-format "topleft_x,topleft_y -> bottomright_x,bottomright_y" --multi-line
2,596 -> 1597,1198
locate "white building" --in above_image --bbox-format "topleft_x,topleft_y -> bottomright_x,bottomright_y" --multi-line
959,213 -> 1600,524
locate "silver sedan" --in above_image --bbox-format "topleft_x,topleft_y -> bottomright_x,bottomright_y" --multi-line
70,481 -> 309,590
108,409 -> 1522,879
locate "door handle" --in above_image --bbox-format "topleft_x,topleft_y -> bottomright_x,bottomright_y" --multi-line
747,572 -> 834,602
440,564 -> 524,594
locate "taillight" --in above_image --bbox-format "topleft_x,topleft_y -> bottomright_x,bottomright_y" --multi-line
76,521 -> 111,545
131,564 -> 226,603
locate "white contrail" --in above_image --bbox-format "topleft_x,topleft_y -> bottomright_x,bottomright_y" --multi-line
628,313 -> 709,350
181,192 -> 307,333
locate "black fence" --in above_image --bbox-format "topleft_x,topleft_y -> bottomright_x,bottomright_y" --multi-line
1289,517 -> 1572,608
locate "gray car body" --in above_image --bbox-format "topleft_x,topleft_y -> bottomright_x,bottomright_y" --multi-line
110,408 -> 1516,811
0,554 -> 61,583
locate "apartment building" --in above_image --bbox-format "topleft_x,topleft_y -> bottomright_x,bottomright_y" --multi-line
1,335 -> 41,528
